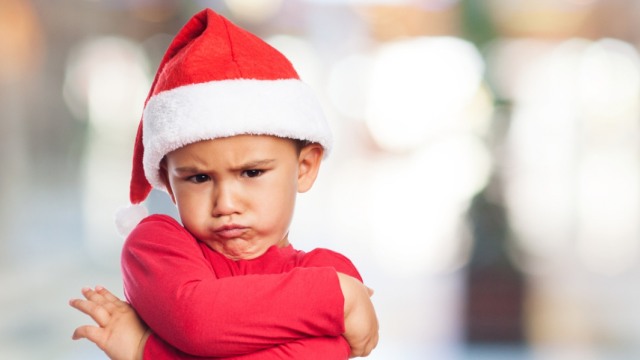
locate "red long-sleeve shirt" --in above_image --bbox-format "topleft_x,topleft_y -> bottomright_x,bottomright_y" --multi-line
121,215 -> 360,359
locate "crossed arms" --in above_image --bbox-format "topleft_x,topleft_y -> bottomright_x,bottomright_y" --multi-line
71,215 -> 378,359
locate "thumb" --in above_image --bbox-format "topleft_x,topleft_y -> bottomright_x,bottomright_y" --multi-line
72,325 -> 103,342
366,286 -> 374,297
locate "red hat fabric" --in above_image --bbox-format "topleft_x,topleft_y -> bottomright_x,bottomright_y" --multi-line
129,8 -> 331,204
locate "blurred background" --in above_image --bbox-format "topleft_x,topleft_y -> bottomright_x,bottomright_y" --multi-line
2,0 -> 640,359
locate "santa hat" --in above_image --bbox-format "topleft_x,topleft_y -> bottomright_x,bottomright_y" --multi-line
116,8 -> 332,236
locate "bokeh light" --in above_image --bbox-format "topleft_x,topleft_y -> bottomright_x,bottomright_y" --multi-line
365,36 -> 485,152
500,37 -> 640,276
224,0 -> 284,24
327,54 -> 373,121
367,135 -> 492,275
63,36 -> 151,265
266,35 -> 323,89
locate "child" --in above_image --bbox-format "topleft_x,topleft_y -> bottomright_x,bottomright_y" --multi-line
70,8 -> 378,360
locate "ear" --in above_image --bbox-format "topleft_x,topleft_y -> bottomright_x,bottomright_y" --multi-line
159,159 -> 177,204
297,143 -> 324,193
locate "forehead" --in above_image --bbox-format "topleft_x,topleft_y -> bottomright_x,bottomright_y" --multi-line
165,135 -> 298,162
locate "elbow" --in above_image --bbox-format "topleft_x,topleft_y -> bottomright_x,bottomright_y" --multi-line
348,331 -> 379,358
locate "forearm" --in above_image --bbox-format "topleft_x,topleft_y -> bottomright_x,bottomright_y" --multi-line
143,333 -> 350,360
338,273 -> 379,357
127,267 -> 345,356
122,217 -> 345,357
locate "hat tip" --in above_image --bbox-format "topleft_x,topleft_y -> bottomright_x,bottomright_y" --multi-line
114,204 -> 149,238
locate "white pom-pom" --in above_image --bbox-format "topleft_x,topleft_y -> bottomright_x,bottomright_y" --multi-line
115,204 -> 149,237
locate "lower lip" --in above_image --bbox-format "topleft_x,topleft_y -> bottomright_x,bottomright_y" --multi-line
216,228 -> 247,239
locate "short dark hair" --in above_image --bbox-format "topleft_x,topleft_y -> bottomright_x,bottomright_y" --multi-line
292,139 -> 312,154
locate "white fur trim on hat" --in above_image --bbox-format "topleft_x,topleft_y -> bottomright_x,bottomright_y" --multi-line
142,78 -> 332,191
114,203 -> 148,237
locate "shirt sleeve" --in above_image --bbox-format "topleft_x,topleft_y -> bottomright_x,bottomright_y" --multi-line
299,248 -> 364,282
144,333 -> 350,360
122,215 -> 346,358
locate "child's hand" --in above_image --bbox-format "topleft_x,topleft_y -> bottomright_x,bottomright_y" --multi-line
337,273 -> 379,358
70,286 -> 150,360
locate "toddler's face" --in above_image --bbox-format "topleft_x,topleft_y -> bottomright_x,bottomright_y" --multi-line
162,135 -> 322,260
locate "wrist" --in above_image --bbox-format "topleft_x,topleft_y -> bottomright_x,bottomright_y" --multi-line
136,329 -> 151,360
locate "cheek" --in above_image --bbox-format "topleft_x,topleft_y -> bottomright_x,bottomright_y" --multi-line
255,180 -> 297,219
174,187 -> 208,216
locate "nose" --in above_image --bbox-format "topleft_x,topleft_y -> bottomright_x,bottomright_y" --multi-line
212,181 -> 240,217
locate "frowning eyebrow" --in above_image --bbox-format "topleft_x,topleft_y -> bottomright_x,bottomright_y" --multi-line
232,159 -> 276,170
173,159 -> 276,174
173,166 -> 204,174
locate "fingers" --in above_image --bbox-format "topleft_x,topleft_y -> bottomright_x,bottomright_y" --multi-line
337,272 -> 375,298
83,286 -> 112,305
69,286 -> 120,328
92,286 -> 130,312
70,285 -> 140,355
366,286 -> 374,297
95,286 -> 121,303
70,301 -> 111,328
72,324 -> 103,342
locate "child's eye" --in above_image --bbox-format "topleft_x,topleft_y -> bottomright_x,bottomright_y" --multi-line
188,174 -> 210,183
242,169 -> 263,178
